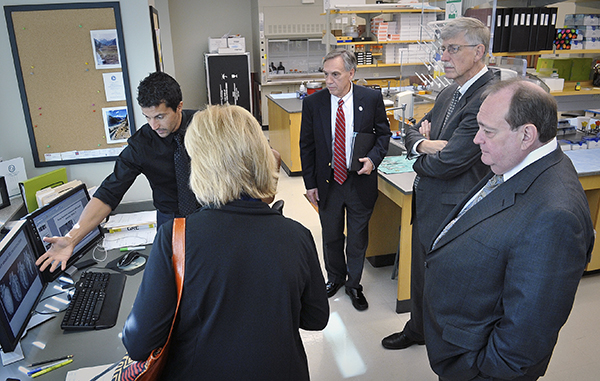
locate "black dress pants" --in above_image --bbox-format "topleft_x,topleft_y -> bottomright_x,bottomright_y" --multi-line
318,174 -> 374,290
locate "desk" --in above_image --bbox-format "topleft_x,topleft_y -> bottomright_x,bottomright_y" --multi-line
371,149 -> 600,313
2,201 -> 153,379
2,247 -> 147,379
0,196 -> 25,231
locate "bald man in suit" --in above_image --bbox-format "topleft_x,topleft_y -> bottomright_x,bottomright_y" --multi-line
424,79 -> 594,380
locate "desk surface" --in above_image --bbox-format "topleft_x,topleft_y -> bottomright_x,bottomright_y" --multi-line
2,246 -> 148,379
564,149 -> 600,176
266,94 -> 303,114
0,196 -> 25,231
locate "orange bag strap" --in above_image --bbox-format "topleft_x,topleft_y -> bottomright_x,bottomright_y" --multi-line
165,218 -> 185,341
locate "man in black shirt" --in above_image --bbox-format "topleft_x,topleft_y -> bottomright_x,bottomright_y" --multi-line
36,72 -> 198,273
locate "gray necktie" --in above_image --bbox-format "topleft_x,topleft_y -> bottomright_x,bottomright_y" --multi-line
441,89 -> 461,130
432,174 -> 504,249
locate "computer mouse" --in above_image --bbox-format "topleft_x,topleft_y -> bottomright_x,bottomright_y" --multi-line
118,251 -> 140,268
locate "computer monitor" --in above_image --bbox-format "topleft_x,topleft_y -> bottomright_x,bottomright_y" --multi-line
24,184 -> 103,282
0,220 -> 45,353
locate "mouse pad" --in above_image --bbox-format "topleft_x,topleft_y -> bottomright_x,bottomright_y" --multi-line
105,254 -> 148,276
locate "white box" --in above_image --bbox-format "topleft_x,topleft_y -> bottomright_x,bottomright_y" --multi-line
208,37 -> 228,53
227,37 -> 245,52
540,77 -> 565,92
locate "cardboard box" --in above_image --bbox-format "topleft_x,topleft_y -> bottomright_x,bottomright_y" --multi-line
208,37 -> 228,53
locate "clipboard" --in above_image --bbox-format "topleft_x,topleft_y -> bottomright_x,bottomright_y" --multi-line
350,133 -> 376,172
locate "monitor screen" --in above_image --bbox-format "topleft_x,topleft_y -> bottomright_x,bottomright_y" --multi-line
0,220 -> 45,353
25,184 -> 103,281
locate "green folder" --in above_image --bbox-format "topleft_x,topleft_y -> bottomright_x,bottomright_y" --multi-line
19,167 -> 68,213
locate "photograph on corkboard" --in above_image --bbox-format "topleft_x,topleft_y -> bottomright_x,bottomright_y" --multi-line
90,29 -> 121,69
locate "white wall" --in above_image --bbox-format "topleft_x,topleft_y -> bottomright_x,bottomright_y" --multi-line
0,0 -> 156,203
167,0 -> 254,110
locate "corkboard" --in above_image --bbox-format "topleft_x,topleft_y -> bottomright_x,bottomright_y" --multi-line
4,2 -> 136,167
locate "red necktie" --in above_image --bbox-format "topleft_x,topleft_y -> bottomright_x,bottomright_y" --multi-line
333,98 -> 347,185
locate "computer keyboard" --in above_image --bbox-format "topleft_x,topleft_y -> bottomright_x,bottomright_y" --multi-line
61,271 -> 126,330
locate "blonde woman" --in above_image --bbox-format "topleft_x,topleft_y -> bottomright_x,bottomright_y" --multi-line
122,105 -> 329,380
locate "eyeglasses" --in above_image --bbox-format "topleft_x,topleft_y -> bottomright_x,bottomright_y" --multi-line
440,44 -> 479,54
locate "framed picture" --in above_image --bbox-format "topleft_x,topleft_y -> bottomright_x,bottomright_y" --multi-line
150,6 -> 164,72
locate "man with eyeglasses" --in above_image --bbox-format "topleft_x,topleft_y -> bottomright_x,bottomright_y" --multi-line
382,17 -> 495,350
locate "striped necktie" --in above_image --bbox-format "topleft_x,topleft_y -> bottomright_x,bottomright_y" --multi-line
333,98 -> 347,185
441,88 -> 461,130
432,174 -> 504,249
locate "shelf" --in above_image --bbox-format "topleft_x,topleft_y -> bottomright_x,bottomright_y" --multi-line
325,8 -> 439,15
492,49 -> 600,56
337,39 -> 434,46
358,62 -> 425,68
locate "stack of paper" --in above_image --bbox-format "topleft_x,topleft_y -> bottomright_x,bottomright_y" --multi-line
102,211 -> 157,250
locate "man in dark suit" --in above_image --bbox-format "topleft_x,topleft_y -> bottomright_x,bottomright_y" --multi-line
300,49 -> 390,311
423,79 -> 594,380
383,17 -> 494,349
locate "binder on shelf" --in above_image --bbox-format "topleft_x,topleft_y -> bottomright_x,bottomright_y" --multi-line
536,7 -> 551,51
464,8 -> 493,30
500,9 -> 512,53
492,8 -> 506,53
546,8 -> 559,50
19,167 -> 68,213
528,7 -> 541,52
508,8 -> 533,53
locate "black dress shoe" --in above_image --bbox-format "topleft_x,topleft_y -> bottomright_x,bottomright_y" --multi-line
326,282 -> 343,298
345,287 -> 368,311
381,331 -> 425,350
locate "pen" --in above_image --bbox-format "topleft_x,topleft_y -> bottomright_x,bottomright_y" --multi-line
28,354 -> 73,367
31,358 -> 73,378
27,356 -> 74,375
120,246 -> 145,252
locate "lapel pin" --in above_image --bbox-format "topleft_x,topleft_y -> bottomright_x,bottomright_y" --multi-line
359,106 -> 363,111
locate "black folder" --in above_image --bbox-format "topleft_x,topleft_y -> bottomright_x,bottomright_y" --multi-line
492,8 -> 505,53
350,133 -> 376,172
528,7 -> 541,52
546,8 -> 558,50
536,7 -> 551,51
508,8 -> 533,53
500,10 -> 512,53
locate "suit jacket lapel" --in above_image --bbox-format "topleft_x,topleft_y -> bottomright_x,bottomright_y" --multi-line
430,147 -> 564,251
435,69 -> 494,139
